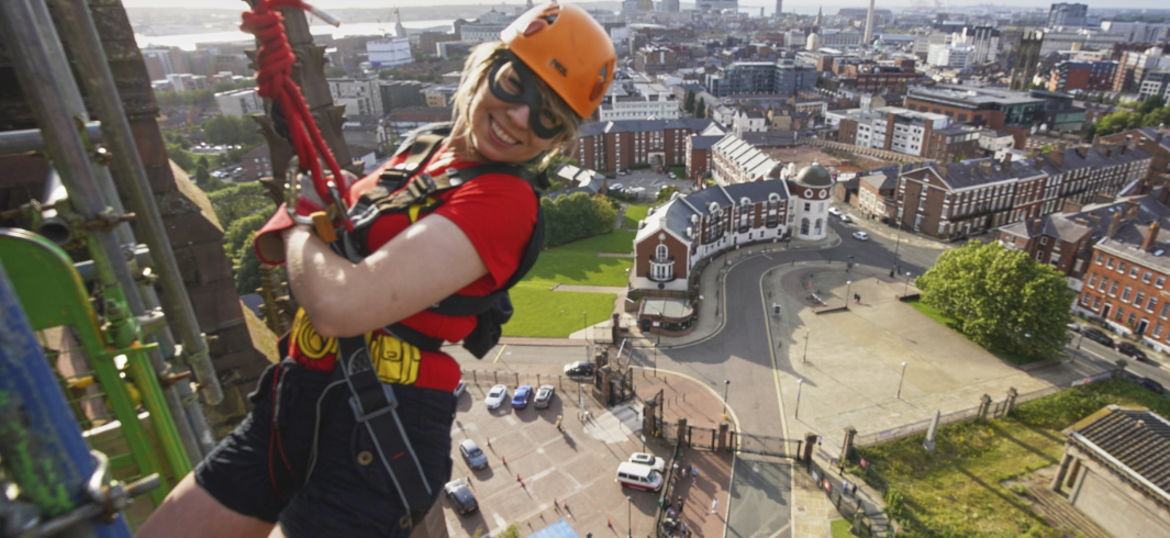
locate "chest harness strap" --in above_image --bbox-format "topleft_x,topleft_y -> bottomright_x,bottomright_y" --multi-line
319,123 -> 546,527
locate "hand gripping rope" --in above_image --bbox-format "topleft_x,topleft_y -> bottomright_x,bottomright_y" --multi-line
241,0 -> 353,233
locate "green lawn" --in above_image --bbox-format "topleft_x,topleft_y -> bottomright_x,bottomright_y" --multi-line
502,284 -> 617,337
622,204 -> 651,229
905,299 -> 1043,366
856,379 -> 1170,537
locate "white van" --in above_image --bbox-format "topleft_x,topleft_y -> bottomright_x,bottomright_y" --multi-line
615,462 -> 663,492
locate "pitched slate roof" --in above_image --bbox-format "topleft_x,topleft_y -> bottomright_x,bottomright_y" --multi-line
636,180 -> 790,246
999,216 -> 1091,243
1064,405 -> 1170,504
690,135 -> 724,150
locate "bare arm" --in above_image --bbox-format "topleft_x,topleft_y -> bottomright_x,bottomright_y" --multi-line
282,214 -> 490,338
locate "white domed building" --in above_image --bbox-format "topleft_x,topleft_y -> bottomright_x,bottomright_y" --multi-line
785,162 -> 835,241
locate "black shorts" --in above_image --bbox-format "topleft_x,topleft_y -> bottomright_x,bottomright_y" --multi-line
195,360 -> 456,537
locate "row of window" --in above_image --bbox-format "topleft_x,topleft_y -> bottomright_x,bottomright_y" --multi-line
1080,293 -> 1170,340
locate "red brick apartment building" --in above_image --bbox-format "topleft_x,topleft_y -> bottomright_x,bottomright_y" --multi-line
1079,221 -> 1170,353
1101,128 -> 1170,189
895,139 -> 1150,239
571,119 -> 723,173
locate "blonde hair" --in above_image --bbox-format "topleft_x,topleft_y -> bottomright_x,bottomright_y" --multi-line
450,41 -> 584,171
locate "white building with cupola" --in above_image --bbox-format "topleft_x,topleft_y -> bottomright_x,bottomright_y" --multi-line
632,133 -> 837,294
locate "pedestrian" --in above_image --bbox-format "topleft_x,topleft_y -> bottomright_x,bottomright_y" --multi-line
692,464 -> 699,477
137,3 -> 616,537
711,498 -> 718,514
843,480 -> 850,496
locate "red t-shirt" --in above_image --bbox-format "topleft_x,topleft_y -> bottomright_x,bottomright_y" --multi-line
284,143 -> 537,391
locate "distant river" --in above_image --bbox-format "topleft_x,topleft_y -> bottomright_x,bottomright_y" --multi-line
135,19 -> 455,50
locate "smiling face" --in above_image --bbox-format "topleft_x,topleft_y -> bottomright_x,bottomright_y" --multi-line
463,59 -> 566,164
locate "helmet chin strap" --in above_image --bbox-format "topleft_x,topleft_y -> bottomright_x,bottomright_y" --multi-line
487,51 -> 565,140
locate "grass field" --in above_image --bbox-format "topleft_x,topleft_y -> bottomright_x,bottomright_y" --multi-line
856,378 -> 1170,537
905,299 -> 1042,366
502,284 -> 617,337
623,204 -> 651,230
523,232 -> 634,288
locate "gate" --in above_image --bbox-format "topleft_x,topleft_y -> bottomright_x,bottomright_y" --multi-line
688,425 -> 717,450
732,431 -> 803,459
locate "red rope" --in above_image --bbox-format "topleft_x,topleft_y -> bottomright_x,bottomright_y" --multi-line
241,0 -> 352,230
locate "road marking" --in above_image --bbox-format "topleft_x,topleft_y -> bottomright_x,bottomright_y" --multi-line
758,269 -> 790,440
493,344 -> 508,364
492,512 -> 507,530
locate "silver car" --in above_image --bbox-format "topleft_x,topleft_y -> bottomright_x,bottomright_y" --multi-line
459,439 -> 488,470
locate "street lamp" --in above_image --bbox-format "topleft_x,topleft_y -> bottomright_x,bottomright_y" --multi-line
795,378 -> 804,418
626,495 -> 633,538
896,361 -> 908,399
846,280 -> 852,309
802,328 -> 810,364
722,380 -> 731,418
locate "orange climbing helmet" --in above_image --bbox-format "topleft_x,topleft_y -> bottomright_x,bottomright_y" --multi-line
500,1 -> 616,119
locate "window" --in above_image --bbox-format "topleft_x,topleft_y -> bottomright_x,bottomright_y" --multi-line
1099,277 -> 1109,292
1040,237 -> 1048,245
1127,312 -> 1137,325
1093,296 -> 1102,309
1143,271 -> 1152,284
1081,294 -> 1092,306
1129,267 -> 1139,278
1088,273 -> 1098,287
1155,323 -> 1164,338
1109,281 -> 1119,296
656,244 -> 668,259
1135,292 -> 1145,306
1106,258 -> 1115,269
1095,253 -> 1104,265
1122,287 -> 1132,302
1147,297 -> 1157,312
1117,261 -> 1126,273
1161,303 -> 1170,319
1116,307 -> 1126,321
804,202 -> 810,212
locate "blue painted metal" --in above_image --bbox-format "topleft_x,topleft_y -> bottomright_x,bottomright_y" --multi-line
528,519 -> 580,538
0,259 -> 132,537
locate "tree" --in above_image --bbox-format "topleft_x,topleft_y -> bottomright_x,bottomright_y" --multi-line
195,163 -> 210,184
915,241 -> 1075,362
1138,95 -> 1165,115
166,142 -> 195,171
656,184 -> 679,203
695,97 -> 706,119
685,90 -> 695,114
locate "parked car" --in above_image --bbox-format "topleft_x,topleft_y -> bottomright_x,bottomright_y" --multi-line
1067,322 -> 1081,333
1081,327 -> 1114,347
444,478 -> 478,516
627,452 -> 666,472
615,462 -> 663,492
1116,342 -> 1151,363
534,385 -> 555,409
828,207 -> 842,217
611,182 -> 623,190
484,384 -> 508,410
840,215 -> 853,223
459,439 -> 488,470
564,361 -> 594,379
667,172 -> 677,179
852,231 -> 870,241
454,380 -> 467,398
511,385 -> 533,408
1137,377 -> 1164,395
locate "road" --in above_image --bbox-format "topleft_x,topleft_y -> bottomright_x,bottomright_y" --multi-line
1064,331 -> 1169,391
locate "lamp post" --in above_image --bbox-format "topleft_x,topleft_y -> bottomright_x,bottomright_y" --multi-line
802,328 -> 810,364
795,378 -> 804,418
626,495 -> 633,538
891,224 -> 903,278
896,361 -> 908,399
582,311 -> 587,333
722,379 -> 731,418
846,280 -> 852,309
654,328 -> 661,377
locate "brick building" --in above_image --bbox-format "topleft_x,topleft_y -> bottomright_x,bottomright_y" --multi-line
571,119 -> 724,173
895,140 -> 1150,239
685,135 -> 723,182
1101,128 -> 1170,190
1047,61 -> 1119,93
1079,215 -> 1170,347
903,85 -> 1047,129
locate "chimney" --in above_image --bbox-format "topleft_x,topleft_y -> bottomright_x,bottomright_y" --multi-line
1073,217 -> 1089,226
1048,147 -> 1065,167
1104,144 -> 1113,158
1088,212 -> 1101,224
1002,153 -> 1012,171
1063,199 -> 1084,213
1106,214 -> 1121,238
1123,134 -> 1133,154
1157,130 -> 1165,144
1076,146 -> 1090,158
1033,155 -> 1043,170
1123,200 -> 1140,222
1142,222 -> 1160,251
1030,218 -> 1043,236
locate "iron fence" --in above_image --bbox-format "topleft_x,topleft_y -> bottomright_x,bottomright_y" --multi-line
732,431 -> 803,459
807,458 -> 892,537
688,425 -> 717,450
654,438 -> 684,538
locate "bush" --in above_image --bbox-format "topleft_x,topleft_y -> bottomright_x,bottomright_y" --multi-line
541,192 -> 617,248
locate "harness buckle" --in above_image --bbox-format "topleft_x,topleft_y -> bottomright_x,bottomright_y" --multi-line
348,382 -> 398,423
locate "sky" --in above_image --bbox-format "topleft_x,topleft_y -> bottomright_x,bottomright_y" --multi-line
121,1 -> 1167,16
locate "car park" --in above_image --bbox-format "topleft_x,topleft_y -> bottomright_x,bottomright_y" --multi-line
484,384 -> 507,410
852,231 -> 870,241
511,385 -> 533,408
1116,342 -> 1151,363
459,439 -> 488,470
534,385 -> 555,409
564,361 -> 594,379
627,452 -> 665,472
454,380 -> 467,398
444,478 -> 478,516
1081,327 -> 1114,347
615,462 -> 663,492
667,172 -> 676,179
